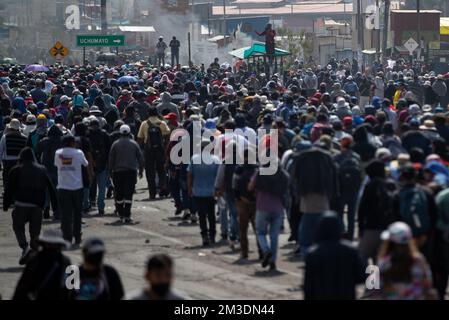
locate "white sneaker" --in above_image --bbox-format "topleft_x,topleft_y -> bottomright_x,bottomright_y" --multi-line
182,210 -> 191,220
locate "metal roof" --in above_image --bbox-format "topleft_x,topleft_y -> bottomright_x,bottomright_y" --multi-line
228,42 -> 290,59
118,26 -> 156,32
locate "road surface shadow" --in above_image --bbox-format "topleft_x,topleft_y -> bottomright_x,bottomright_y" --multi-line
286,286 -> 302,293
253,269 -> 285,277
174,222 -> 197,227
184,244 -> 206,250
0,266 -> 24,273
105,220 -> 141,227
135,197 -> 166,202
280,242 -> 295,249
164,216 -> 183,221
42,220 -> 60,225
232,258 -> 260,265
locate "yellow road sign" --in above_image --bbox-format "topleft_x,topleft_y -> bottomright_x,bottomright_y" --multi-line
49,41 -> 69,59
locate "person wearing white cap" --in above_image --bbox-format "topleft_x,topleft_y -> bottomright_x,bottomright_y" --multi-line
0,118 -> 28,188
12,229 -> 72,300
376,222 -> 437,300
109,124 -> 144,224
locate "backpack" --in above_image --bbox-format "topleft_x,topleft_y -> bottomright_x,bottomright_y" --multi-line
382,137 -> 406,158
399,187 -> 430,237
374,179 -> 396,227
146,120 -> 163,150
339,154 -> 362,194
88,131 -> 108,171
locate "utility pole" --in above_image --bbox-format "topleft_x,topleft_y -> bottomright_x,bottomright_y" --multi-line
223,0 -> 227,35
100,0 -> 107,34
376,0 -> 380,61
417,0 -> 421,60
357,0 -> 364,50
382,0 -> 390,63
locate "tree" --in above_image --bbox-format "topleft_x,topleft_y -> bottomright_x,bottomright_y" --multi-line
276,27 -> 313,68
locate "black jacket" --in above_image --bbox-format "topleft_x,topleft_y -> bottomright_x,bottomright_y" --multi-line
69,265 -> 124,300
87,127 -> 111,172
304,214 -> 366,300
358,177 -> 397,233
401,130 -> 432,156
37,125 -> 63,176
295,147 -> 338,199
3,150 -> 57,211
13,250 -> 72,300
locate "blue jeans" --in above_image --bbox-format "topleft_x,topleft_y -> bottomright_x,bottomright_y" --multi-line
256,210 -> 283,263
82,187 -> 90,211
220,193 -> 239,241
94,169 -> 108,211
169,168 -> 182,209
180,165 -> 196,213
298,212 -> 324,257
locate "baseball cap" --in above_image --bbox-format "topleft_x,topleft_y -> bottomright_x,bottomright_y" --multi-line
381,222 -> 413,244
26,114 -> 36,124
8,119 -> 21,130
163,112 -> 178,121
82,237 -> 106,255
60,95 -> 71,103
119,124 -> 131,135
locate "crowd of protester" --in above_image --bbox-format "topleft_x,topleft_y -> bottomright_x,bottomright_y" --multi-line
1,53 -> 449,300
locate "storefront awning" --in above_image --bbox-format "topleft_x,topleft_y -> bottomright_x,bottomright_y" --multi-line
441,17 -> 449,35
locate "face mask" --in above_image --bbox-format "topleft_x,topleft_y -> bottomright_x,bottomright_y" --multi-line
85,252 -> 104,266
151,283 -> 170,297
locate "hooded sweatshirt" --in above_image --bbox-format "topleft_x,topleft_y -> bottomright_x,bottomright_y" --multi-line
156,92 -> 181,120
304,212 -> 366,300
3,148 -> 57,210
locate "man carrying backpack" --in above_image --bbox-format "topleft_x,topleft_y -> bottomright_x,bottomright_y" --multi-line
334,136 -> 362,241
394,164 -> 437,252
87,118 -> 111,215
137,107 -> 171,200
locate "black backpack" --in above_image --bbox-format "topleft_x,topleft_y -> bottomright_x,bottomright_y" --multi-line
339,155 -> 362,194
88,131 -> 108,171
146,120 -> 163,150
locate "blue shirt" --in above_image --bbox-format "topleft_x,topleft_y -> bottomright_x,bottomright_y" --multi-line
188,154 -> 221,197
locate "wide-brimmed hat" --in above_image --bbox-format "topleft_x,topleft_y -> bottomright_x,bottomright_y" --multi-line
38,229 -> 70,248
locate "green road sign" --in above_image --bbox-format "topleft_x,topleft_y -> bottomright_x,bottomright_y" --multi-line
76,35 -> 125,47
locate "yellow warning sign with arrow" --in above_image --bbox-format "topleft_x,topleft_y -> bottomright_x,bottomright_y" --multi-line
49,41 -> 69,59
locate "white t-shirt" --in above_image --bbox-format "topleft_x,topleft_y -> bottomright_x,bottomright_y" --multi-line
54,147 -> 88,190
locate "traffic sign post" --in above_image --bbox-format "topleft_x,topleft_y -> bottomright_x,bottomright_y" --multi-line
49,41 -> 69,61
76,35 -> 125,47
404,37 -> 419,55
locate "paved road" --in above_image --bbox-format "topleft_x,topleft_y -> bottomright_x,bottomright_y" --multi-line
0,178 -> 307,300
